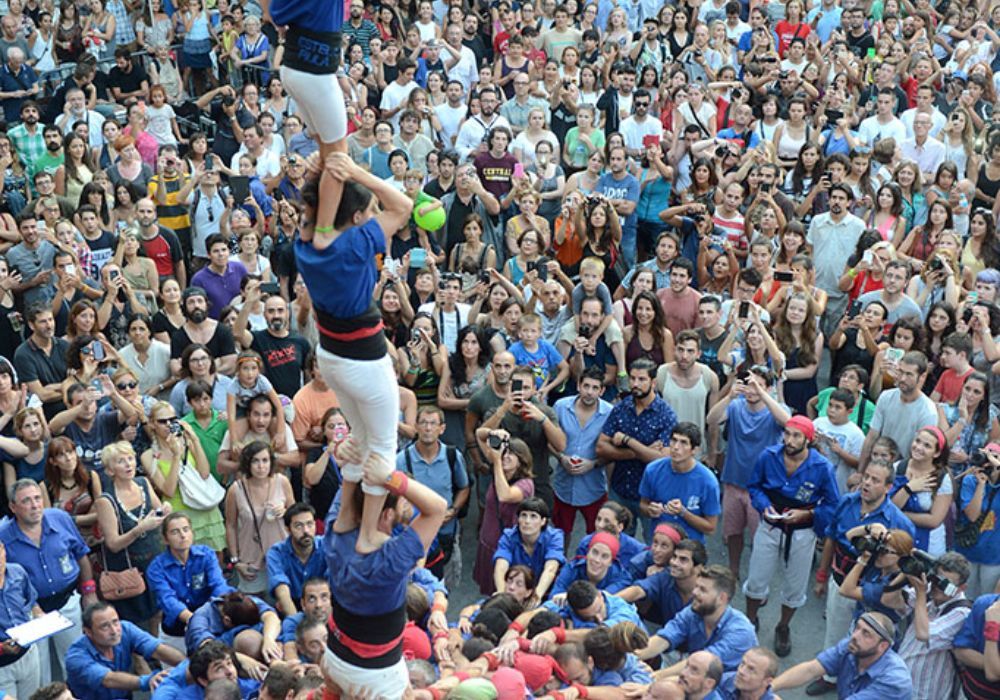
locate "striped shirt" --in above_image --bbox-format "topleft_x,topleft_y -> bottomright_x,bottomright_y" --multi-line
342,19 -> 379,58
148,173 -> 192,238
7,123 -> 45,170
898,596 -> 971,700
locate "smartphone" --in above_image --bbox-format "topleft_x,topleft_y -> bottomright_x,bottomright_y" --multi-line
885,347 -> 905,363
65,263 -> 76,276
511,378 -> 524,394
230,175 -> 251,204
332,425 -> 349,442
862,250 -> 873,265
205,155 -> 214,172
260,281 -> 280,296
738,300 -> 750,319
410,248 -> 427,268
513,163 -> 525,179
91,340 -> 105,361
774,270 -> 794,283
643,134 -> 660,149
848,300 -> 862,318
411,328 -> 423,343
969,291 -> 979,305
109,269 -> 120,281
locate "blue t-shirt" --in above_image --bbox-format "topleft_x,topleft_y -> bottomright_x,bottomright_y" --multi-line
509,340 -> 564,389
596,172 -> 640,236
326,525 -> 426,615
638,459 -> 721,542
295,218 -> 386,320
955,477 -> 1000,565
720,398 -> 785,488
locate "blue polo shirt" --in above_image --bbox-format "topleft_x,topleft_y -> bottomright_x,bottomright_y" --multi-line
553,395 -> 613,507
0,563 -> 38,642
602,395 -> 677,501
185,595 -> 275,653
826,493 -> 916,551
265,536 -> 329,600
542,591 -> 642,629
66,620 -> 162,700
635,569 -> 690,626
718,672 -> 776,700
147,545 -> 234,628
576,532 -> 646,562
955,477 -> 1000,565
151,660 -> 260,700
953,593 -> 1000,654
551,557 -> 633,596
748,445 -> 840,537
638,459 -> 721,543
655,605 -> 759,671
591,654 -> 653,686
326,525 -> 426,616
816,637 -> 913,700
278,611 -> 304,644
395,442 -> 469,536
0,509 -> 90,602
493,526 -> 565,584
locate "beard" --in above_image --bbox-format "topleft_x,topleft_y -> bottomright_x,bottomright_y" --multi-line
46,141 -> 61,152
268,318 -> 284,332
189,309 -> 207,323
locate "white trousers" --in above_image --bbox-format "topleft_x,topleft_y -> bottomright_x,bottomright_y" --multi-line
321,648 -> 409,699
966,562 -> 1000,599
280,67 -> 348,144
743,522 -> 816,609
37,591 -> 82,684
316,347 -> 399,493
0,644 -> 40,700
821,579 -> 857,682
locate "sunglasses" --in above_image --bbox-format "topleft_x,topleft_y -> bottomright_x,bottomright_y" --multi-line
155,417 -> 177,424
116,381 -> 138,390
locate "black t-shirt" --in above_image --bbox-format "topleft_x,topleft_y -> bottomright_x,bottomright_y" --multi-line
846,30 -> 876,58
858,85 -> 909,117
250,330 -> 311,397
391,232 -> 444,285
169,322 -> 237,360
152,310 -> 182,338
424,178 -> 454,201
443,194 -> 475,257
108,64 -> 150,96
305,445 -> 340,524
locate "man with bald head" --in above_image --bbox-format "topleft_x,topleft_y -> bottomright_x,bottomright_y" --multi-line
136,197 -> 186,287
643,678 -> 686,700
679,651 -> 725,700
718,647 -> 780,700
901,109 -> 945,182
0,46 -> 39,122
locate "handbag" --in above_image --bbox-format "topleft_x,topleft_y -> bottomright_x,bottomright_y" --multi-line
955,486 -> 997,549
98,494 -> 147,601
178,461 -> 226,510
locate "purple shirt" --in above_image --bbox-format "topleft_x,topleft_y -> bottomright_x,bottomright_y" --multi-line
191,261 -> 248,319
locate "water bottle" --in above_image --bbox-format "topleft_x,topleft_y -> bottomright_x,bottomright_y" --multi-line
959,192 -> 969,211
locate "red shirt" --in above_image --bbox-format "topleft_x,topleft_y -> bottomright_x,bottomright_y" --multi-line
142,233 -> 174,277
774,20 -> 810,57
933,367 -> 974,404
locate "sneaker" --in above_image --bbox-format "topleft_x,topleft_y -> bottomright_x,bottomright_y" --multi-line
774,624 -> 791,657
805,679 -> 836,696
616,372 -> 629,393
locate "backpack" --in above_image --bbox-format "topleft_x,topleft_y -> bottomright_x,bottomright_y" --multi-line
403,444 -> 468,519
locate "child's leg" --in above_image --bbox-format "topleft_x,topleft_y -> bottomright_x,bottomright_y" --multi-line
232,416 -> 249,445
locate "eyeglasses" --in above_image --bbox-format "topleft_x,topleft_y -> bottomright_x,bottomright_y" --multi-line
206,202 -> 214,223
116,381 -> 138,390
189,356 -> 210,364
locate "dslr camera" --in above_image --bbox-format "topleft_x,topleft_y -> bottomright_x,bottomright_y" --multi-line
899,549 -> 960,597
851,532 -> 887,556
487,433 -> 510,451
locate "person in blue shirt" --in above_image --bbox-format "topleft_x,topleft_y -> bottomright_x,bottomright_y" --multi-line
638,565 -> 758,676
294,152 -> 413,556
627,522 -> 684,580
596,146 -> 641,267
322,458 -> 447,698
0,541 -> 43,700
151,641 -> 260,700
0,479 -> 96,685
955,444 -> 1000,599
597,358 -> 678,538
508,314 -> 569,396
184,592 -> 281,668
811,460 -> 916,696
492,498 -> 566,602
838,528 -> 914,649
583,622 -> 654,688
551,531 -> 633,597
617,538 -> 706,627
575,501 -> 647,566
638,422 -> 721,544
265,503 -> 328,618
677,651 -> 725,700
717,646 -> 780,700
65,602 -> 185,700
147,513 -> 233,639
952,592 -> 1000,700
744,415 -> 840,657
771,612 -> 913,700
277,577 -> 331,663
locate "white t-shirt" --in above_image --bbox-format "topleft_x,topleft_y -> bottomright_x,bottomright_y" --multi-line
418,302 -> 471,353
380,79 -> 420,130
857,115 -> 907,147
619,115 -> 664,152
812,416 -> 865,495
435,102 -> 467,146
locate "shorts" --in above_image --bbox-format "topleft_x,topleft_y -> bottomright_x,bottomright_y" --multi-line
321,648 -> 409,698
722,482 -> 760,539
280,66 -> 348,144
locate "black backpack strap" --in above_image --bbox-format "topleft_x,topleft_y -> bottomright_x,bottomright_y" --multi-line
403,446 -> 414,475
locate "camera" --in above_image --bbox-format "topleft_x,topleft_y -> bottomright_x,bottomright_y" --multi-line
221,95 -> 236,108
963,304 -> 976,324
971,450 -> 989,468
898,549 -> 960,596
487,433 -> 509,450
528,257 -> 549,282
927,256 -> 945,273
851,533 -> 887,556
693,213 -> 706,224
578,324 -> 593,339
478,270 -> 491,284
716,145 -> 728,158
848,300 -> 862,319
168,419 -> 183,436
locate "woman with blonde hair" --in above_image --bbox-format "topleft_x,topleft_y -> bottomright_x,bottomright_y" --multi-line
940,107 -> 979,180
141,402 -> 226,552
95,440 -> 168,630
906,236 -> 963,314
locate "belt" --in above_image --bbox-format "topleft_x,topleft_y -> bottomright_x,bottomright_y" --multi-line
37,583 -> 75,613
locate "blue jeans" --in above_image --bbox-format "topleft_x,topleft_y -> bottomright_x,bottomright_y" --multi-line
620,227 -> 638,269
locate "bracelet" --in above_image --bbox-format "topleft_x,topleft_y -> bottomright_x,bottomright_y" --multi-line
431,602 -> 447,613
427,689 -> 443,700
483,653 -> 500,671
815,568 -> 829,584
509,621 -> 525,633
314,225 -> 334,234
385,471 -> 409,496
572,682 -> 589,698
432,631 -> 448,642
902,484 -> 914,497
552,627 -> 567,644
985,621 -> 1000,643
79,579 -> 96,595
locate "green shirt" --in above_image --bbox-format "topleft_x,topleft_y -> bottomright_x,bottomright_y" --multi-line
814,387 -> 876,433
183,409 -> 229,481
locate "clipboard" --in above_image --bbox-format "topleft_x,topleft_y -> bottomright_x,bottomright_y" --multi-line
5,611 -> 73,646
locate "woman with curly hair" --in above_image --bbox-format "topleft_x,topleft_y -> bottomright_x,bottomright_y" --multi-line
772,292 -> 823,414
898,199 -> 954,269
574,195 -> 624,291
